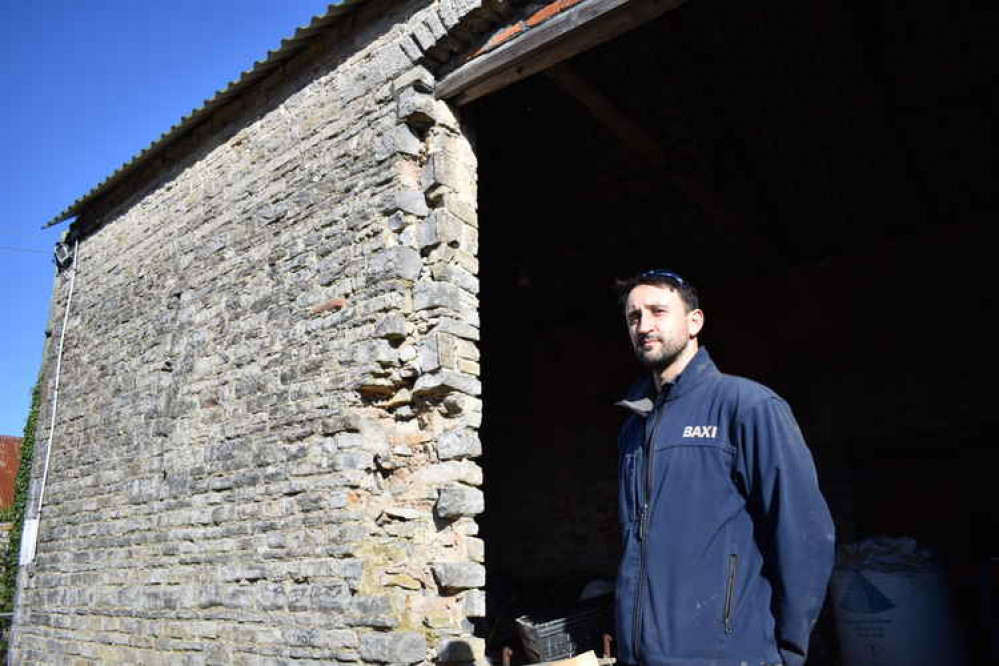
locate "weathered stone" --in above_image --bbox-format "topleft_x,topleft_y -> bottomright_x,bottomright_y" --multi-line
383,505 -> 424,521
432,264 -> 478,293
458,358 -> 480,375
441,192 -> 478,227
386,211 -> 409,232
462,590 -> 486,618
414,279 -> 475,312
359,631 -> 426,664
432,562 -> 485,590
464,536 -> 485,563
405,461 -> 483,489
397,88 -> 437,128
432,317 -> 480,341
391,125 -> 423,157
392,66 -> 435,95
347,596 -> 399,628
334,432 -> 365,449
398,34 -> 423,63
436,484 -> 484,518
333,451 -> 375,471
438,0 -> 483,28
413,370 -> 481,396
437,427 -> 481,461
411,22 -> 438,54
382,190 -> 430,217
375,312 -> 408,341
416,218 -> 440,250
369,246 -> 422,281
353,339 -> 399,366
421,152 -> 463,192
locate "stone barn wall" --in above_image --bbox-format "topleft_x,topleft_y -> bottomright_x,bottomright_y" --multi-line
10,0 -> 494,663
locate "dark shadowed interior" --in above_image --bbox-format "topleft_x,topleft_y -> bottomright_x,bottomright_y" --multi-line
464,0 -> 995,662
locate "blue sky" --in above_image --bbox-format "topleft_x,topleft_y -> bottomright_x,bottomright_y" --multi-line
0,1 -> 334,435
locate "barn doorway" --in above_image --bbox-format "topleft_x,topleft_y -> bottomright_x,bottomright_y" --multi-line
460,0 -> 995,662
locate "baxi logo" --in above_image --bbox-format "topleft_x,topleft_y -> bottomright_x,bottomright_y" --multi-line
682,425 -> 718,438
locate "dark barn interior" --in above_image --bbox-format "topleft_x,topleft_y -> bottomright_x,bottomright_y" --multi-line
464,0 -> 995,662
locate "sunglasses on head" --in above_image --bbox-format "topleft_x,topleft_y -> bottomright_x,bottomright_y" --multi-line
638,269 -> 686,285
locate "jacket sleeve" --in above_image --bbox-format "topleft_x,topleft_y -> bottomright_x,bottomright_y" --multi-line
736,397 -> 835,666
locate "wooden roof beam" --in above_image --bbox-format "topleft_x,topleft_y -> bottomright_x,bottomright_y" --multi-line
436,0 -> 685,105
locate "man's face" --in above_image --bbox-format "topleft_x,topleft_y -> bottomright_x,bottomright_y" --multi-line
625,284 -> 701,371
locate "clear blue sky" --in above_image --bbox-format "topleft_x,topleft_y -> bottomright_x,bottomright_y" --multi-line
0,1 -> 335,435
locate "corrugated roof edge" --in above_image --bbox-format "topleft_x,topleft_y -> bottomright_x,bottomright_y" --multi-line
44,0 -> 367,229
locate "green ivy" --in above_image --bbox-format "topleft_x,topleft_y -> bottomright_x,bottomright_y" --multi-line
0,377 -> 42,614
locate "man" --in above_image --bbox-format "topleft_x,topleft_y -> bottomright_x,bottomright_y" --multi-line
614,269 -> 835,666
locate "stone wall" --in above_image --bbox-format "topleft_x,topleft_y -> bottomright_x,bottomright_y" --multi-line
10,0 -> 492,663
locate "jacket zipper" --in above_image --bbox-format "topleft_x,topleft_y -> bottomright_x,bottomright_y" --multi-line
723,553 -> 738,634
633,401 -> 665,659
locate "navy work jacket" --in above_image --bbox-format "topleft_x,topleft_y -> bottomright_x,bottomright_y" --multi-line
615,348 -> 835,666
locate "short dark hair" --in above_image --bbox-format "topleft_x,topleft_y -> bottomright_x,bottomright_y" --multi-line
616,269 -> 700,312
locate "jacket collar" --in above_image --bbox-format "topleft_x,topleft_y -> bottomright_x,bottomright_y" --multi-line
616,347 -> 720,417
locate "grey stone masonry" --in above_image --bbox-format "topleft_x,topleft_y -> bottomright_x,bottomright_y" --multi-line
10,0 -> 495,663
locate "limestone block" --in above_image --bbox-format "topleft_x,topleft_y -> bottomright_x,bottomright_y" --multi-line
431,99 -> 462,132
441,394 -> 481,425
421,152 -> 464,192
432,562 -> 485,590
419,332 -> 458,372
416,218 -> 440,250
417,337 -> 441,373
369,246 -> 422,282
458,359 -> 480,375
441,192 -> 478,227
436,484 -> 484,518
391,125 -> 423,157
359,631 -> 426,664
353,339 -> 399,367
332,451 -> 375,471
405,460 -> 483,489
423,10 -> 448,41
433,209 -> 465,247
334,432 -> 365,449
381,190 -> 430,217
316,629 -> 359,650
414,279 -> 474,313
392,66 -> 435,94
347,596 -> 399,628
454,338 -> 480,361
387,211 -> 409,232
411,21 -> 438,52
464,536 -> 485,563
437,427 -> 481,461
433,318 -> 480,341
432,264 -> 478,294
399,344 -> 418,364
462,590 -> 486,618
398,34 -> 423,64
314,583 -> 353,611
375,312 -> 408,341
397,88 -> 436,128
438,0 -> 484,28
429,246 -> 479,276
413,370 -> 481,397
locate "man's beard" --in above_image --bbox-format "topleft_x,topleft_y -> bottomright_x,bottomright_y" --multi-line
634,335 -> 688,372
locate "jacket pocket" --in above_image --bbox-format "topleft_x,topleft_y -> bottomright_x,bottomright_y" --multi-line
619,451 -> 641,523
723,553 -> 738,634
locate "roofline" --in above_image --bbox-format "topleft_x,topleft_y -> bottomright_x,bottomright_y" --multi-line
43,0 -> 367,229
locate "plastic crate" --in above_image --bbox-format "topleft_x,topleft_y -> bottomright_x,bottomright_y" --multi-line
514,595 -> 613,663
